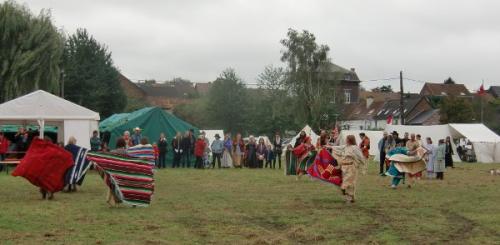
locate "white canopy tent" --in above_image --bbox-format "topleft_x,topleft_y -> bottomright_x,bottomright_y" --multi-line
338,130 -> 384,156
448,124 -> 500,163
0,90 -> 100,149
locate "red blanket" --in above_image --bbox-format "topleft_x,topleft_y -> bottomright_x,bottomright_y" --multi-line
307,149 -> 342,186
12,139 -> 74,193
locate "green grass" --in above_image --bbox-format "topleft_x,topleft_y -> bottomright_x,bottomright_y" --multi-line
1,162 -> 500,244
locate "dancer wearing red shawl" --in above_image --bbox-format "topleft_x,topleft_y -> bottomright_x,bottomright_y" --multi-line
12,138 -> 74,200
292,131 -> 314,179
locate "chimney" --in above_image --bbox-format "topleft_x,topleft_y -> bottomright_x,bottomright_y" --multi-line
350,68 -> 355,72
366,97 -> 373,109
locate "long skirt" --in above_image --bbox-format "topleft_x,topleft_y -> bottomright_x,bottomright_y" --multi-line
445,154 -> 453,167
296,151 -> 316,175
221,151 -> 233,168
232,152 -> 242,167
341,165 -> 358,199
286,152 -> 297,175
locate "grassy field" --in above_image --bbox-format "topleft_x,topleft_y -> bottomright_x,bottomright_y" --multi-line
1,162 -> 500,244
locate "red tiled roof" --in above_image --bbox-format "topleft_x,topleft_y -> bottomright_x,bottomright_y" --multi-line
420,83 -> 471,96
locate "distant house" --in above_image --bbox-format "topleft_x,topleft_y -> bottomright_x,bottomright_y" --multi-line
420,82 -> 471,97
489,86 -> 500,98
321,63 -> 361,104
118,73 -> 196,111
195,82 -> 212,95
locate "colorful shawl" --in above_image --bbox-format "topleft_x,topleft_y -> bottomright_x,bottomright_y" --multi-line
307,149 -> 342,186
12,139 -> 74,193
64,144 -> 91,186
386,147 -> 426,175
87,152 -> 155,207
126,144 -> 155,165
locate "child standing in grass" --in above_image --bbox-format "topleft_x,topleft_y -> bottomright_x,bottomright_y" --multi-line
435,139 -> 446,180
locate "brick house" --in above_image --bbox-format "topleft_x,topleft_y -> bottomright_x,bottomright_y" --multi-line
420,82 -> 471,97
322,63 -> 362,104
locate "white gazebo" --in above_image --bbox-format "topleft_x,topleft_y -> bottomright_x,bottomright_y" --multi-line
0,90 -> 100,149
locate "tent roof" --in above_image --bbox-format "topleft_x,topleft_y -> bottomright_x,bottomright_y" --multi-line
449,124 -> 500,143
0,90 -> 100,121
289,125 -> 319,147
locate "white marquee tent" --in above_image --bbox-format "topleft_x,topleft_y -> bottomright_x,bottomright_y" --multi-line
0,90 -> 100,149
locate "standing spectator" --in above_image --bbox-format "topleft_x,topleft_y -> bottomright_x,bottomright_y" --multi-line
416,134 -> 424,148
401,132 -> 410,147
378,132 -> 388,175
172,132 -> 183,168
256,138 -> 267,168
445,136 -> 454,168
14,127 -> 28,153
221,134 -> 233,168
0,132 -> 10,172
272,132 -> 283,169
194,135 -> 206,169
112,137 -> 127,155
265,143 -> 275,168
157,133 -> 168,168
123,131 -> 133,149
152,143 -> 159,167
131,127 -> 142,146
189,129 -> 196,160
201,131 -> 211,168
210,134 -> 223,169
90,130 -> 101,151
232,133 -> 245,168
392,131 -> 401,146
246,136 -> 258,168
435,139 -> 446,180
359,132 -> 370,159
424,137 -> 436,179
181,131 -> 192,168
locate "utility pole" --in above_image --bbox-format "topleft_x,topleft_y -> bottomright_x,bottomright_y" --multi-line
399,70 -> 405,125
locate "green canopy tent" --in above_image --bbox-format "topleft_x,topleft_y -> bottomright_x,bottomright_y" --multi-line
99,107 -> 199,167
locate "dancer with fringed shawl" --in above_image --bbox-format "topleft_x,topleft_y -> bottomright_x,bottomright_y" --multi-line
292,131 -> 315,180
385,145 -> 427,189
329,135 -> 367,203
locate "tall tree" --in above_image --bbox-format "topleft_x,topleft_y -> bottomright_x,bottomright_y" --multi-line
439,96 -> 475,123
207,68 -> 248,133
444,77 -> 456,84
0,1 -> 64,102
280,28 -> 333,128
372,85 -> 393,93
63,28 -> 126,117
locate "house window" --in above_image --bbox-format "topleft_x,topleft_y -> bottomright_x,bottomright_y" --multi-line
344,89 -> 351,104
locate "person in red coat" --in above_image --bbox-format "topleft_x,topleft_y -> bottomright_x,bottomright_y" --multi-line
0,132 -> 10,172
194,135 -> 206,169
359,132 -> 370,159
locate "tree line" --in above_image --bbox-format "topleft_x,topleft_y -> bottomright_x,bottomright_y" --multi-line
0,1 -> 126,117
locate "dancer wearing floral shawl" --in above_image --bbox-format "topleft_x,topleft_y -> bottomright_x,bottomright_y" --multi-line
292,131 -> 314,179
330,135 -> 367,203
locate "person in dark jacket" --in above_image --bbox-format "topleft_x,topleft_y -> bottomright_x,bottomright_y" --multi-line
272,132 -> 283,169
157,132 -> 168,168
246,136 -> 258,168
172,132 -> 183,168
181,131 -> 192,168
445,136 -> 454,168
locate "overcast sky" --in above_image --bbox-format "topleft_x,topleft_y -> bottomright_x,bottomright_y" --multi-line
16,0 -> 500,92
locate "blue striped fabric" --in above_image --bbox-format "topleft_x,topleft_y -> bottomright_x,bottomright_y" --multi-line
64,144 -> 91,186
126,144 -> 155,165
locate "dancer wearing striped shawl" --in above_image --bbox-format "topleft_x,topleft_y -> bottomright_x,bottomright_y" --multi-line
64,139 -> 91,192
126,139 -> 156,166
87,152 -> 155,207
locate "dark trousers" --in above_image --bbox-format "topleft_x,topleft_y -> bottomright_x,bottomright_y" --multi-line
0,154 -> 4,171
212,153 -> 222,168
181,150 -> 191,168
436,172 -> 444,180
195,156 -> 203,169
272,155 -> 281,169
379,151 -> 386,174
173,152 -> 182,168
265,160 -> 272,168
258,160 -> 264,168
158,152 -> 166,168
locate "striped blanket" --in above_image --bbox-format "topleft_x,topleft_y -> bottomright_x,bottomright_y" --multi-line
64,144 -> 91,186
87,152 -> 155,207
307,149 -> 342,186
127,144 -> 155,165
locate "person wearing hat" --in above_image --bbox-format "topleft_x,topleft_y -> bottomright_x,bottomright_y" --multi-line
210,134 -> 224,169
131,127 -> 142,146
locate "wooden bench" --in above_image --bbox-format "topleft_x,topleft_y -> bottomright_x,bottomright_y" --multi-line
0,159 -> 20,174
